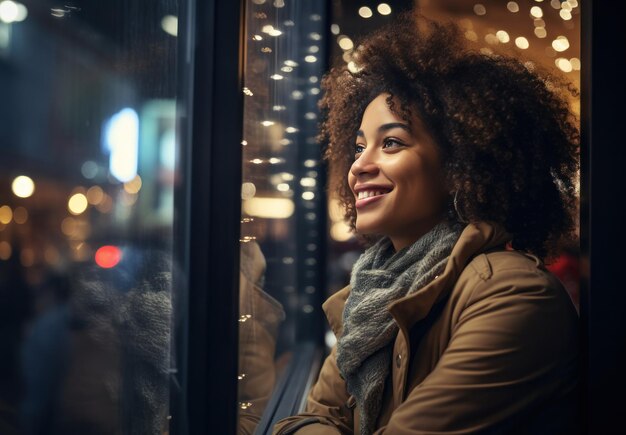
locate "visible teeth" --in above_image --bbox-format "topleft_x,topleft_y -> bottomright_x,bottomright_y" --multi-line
358,190 -> 386,200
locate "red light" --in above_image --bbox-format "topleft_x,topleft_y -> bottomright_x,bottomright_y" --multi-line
95,245 -> 122,268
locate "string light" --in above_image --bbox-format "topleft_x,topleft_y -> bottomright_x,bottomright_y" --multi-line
12,175 -> 35,198
507,2 -> 519,12
377,3 -> 392,15
515,36 -> 529,49
358,6 -> 373,18
552,35 -> 570,52
473,4 -> 486,16
530,6 -> 543,18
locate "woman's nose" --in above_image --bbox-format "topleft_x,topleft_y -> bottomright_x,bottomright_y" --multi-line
350,148 -> 379,177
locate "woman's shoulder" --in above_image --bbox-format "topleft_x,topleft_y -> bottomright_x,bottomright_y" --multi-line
459,248 -> 578,317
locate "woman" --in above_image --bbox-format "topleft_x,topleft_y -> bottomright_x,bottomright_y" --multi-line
274,11 -> 580,435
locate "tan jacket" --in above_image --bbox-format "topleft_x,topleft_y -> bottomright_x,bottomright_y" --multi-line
273,221 -> 579,434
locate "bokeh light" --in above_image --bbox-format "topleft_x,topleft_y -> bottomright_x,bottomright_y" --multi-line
95,245 -> 122,268
12,175 -> 35,198
68,193 -> 88,215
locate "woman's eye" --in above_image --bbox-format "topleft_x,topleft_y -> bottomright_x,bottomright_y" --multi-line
383,138 -> 403,149
355,144 -> 365,154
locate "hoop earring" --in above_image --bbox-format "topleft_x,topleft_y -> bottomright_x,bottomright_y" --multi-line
453,190 -> 469,223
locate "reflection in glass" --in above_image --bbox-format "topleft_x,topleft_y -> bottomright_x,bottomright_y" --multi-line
0,1 -> 184,434
238,0 -> 326,432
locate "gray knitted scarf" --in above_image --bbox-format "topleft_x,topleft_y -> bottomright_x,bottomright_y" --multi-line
336,219 -> 463,435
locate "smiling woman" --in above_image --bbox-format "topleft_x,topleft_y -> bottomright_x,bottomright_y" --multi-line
273,9 -> 580,435
349,93 -> 449,252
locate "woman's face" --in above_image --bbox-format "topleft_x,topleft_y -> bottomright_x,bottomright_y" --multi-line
348,93 -> 449,249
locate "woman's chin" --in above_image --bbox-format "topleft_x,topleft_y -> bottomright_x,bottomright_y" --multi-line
355,221 -> 385,236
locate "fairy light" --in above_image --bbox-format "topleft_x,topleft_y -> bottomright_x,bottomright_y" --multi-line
473,4 -> 486,16
12,175 -> 35,198
515,36 -> 529,49
552,35 -> 570,52
507,2 -> 519,12
377,3 -> 392,15
496,30 -> 510,43
530,6 -> 543,17
358,6 -> 373,18
338,35 -> 354,50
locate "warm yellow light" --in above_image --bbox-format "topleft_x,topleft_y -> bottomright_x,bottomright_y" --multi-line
515,36 -> 529,49
328,198 -> 345,222
12,175 -> 35,198
559,9 -> 572,20
243,197 -> 294,218
530,6 -> 543,17
13,206 -> 27,224
304,55 -> 317,63
338,35 -> 354,51
270,74 -> 284,80
0,241 -> 11,260
507,1 -> 519,12
555,58 -> 573,72
484,33 -> 499,45
261,25 -> 282,36
68,193 -> 88,215
570,58 -> 581,70
358,6 -> 373,18
300,177 -> 316,187
87,186 -> 105,204
464,30 -> 478,42
123,175 -> 142,194
277,183 -> 290,192
0,206 -> 12,224
377,3 -> 392,15
241,182 -> 256,200
331,221 -> 353,241
473,4 -> 486,15
552,35 -> 570,52
496,30 -> 510,43
330,24 -> 340,35
534,27 -> 547,38
302,191 -> 315,200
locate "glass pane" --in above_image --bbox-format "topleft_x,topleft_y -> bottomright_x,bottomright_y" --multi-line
0,1 -> 186,433
238,1 -> 327,432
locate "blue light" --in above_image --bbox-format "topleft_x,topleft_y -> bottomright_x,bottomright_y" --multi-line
104,108 -> 139,183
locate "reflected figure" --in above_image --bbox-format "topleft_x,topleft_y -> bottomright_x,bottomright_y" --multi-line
20,248 -> 173,435
238,241 -> 285,435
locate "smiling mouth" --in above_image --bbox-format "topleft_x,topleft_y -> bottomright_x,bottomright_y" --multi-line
355,189 -> 392,209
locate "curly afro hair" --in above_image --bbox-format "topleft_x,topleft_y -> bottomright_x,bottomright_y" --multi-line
319,11 -> 580,263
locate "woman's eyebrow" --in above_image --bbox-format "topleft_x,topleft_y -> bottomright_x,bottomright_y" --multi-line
356,122 -> 411,138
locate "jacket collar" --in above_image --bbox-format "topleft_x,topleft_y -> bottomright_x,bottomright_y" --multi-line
322,220 -> 513,337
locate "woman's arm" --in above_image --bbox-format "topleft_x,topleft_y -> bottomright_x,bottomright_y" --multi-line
272,344 -> 354,435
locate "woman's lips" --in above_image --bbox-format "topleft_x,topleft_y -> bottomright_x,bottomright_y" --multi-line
355,192 -> 389,209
